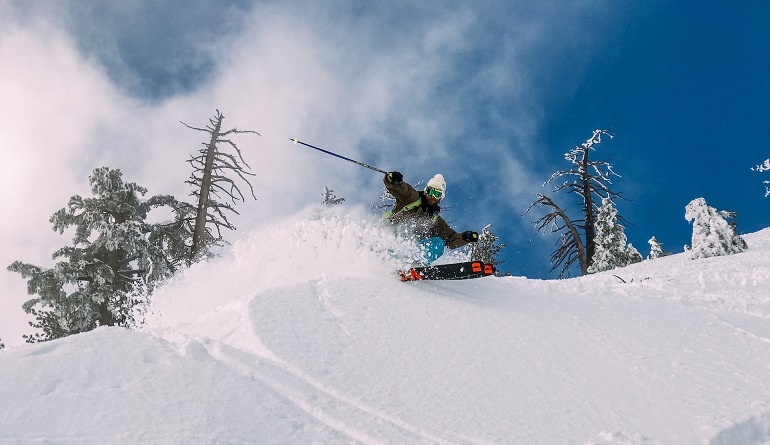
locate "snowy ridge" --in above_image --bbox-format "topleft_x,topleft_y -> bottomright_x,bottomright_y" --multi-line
1,207 -> 770,444
552,228 -> 770,315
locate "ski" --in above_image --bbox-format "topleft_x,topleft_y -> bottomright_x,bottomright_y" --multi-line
398,261 -> 496,281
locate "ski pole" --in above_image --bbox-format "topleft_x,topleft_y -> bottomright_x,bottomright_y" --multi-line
289,138 -> 388,174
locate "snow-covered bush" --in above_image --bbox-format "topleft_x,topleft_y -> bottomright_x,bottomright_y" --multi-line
752,158 -> 770,197
588,198 -> 641,273
469,224 -> 505,269
684,197 -> 747,260
321,186 -> 345,206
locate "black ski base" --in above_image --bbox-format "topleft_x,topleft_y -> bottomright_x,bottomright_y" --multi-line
398,261 -> 496,281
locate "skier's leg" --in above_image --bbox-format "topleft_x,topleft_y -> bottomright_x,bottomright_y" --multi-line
418,237 -> 445,265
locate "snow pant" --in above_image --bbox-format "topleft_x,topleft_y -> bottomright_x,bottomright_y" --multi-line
418,237 -> 445,264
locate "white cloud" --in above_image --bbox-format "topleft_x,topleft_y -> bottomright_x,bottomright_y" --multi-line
0,21 -> 125,343
0,1 -> 617,345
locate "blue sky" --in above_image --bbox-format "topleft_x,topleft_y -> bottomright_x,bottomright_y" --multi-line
1,1 -> 769,340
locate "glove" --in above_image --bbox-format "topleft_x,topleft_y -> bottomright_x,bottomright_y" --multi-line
387,171 -> 403,183
462,231 -> 479,242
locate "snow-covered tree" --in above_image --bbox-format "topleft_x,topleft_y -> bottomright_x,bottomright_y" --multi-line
752,158 -> 770,197
7,167 -> 191,342
528,130 -> 625,277
181,110 -> 260,263
322,187 -> 345,206
469,224 -> 505,269
647,236 -> 671,260
627,244 -> 643,265
588,197 -> 639,273
684,197 -> 747,260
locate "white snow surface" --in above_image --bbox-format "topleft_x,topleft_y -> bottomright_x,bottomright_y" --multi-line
2,206 -> 770,445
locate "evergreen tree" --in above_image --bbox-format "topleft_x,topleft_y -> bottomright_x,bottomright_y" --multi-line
752,158 -> 770,197
322,187 -> 345,206
7,167 -> 190,342
588,197 -> 638,273
469,224 -> 505,269
181,110 -> 260,263
627,244 -> 643,265
647,236 -> 671,260
0,339 -> 4,350
684,197 -> 747,259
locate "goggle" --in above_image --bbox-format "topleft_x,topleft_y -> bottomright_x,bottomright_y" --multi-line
425,187 -> 444,199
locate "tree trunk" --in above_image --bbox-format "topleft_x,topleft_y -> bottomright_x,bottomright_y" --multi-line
191,112 -> 224,261
551,197 -> 589,276
99,210 -> 131,327
581,149 -> 595,267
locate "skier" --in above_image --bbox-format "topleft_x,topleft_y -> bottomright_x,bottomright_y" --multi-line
383,171 -> 479,264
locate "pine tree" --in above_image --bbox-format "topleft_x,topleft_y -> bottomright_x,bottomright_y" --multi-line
627,244 -> 643,265
0,339 -> 4,350
469,224 -> 505,269
181,110 -> 260,263
7,167 -> 190,342
647,236 -> 671,260
684,197 -> 747,259
322,187 -> 345,206
588,197 -> 636,273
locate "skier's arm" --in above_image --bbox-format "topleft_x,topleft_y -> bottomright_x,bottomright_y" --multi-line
384,171 -> 419,203
434,216 -> 473,249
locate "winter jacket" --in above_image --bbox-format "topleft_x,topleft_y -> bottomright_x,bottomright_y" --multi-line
383,174 -> 469,249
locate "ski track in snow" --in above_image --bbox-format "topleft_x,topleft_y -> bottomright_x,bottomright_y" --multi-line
3,208 -> 770,444
199,337 -> 468,445
177,276 -> 493,445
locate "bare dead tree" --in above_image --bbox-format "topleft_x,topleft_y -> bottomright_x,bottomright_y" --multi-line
526,193 -> 588,277
529,129 -> 623,277
181,110 -> 260,262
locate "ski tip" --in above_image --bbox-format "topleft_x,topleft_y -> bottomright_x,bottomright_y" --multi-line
398,268 -> 423,282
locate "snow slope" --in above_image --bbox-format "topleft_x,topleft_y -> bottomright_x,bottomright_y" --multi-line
1,206 -> 770,445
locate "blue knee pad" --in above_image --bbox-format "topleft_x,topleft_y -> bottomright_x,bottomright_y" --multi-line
418,237 -> 445,264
